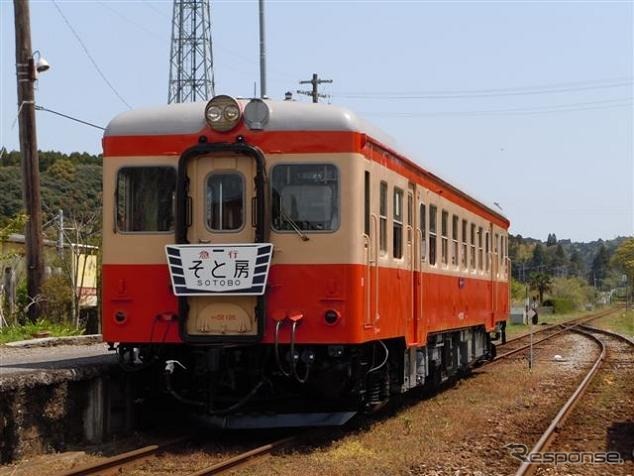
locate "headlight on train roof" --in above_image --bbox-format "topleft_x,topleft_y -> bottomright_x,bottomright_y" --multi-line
244,98 -> 270,130
204,95 -> 242,132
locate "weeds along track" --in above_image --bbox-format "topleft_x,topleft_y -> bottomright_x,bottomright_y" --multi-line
515,325 -> 634,476
493,307 -> 619,364
53,433 -> 297,476
57,436 -> 190,476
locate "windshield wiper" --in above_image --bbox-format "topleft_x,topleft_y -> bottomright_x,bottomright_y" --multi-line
280,210 -> 309,241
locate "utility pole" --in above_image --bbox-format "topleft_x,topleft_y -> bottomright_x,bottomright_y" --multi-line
297,73 -> 333,103
258,0 -> 266,98
14,0 -> 44,322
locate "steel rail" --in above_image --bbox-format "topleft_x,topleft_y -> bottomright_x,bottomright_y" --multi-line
499,307 -> 617,347
185,436 -> 296,475
513,324 -> 634,476
57,436 -> 189,476
490,308 -> 618,364
578,323 -> 634,346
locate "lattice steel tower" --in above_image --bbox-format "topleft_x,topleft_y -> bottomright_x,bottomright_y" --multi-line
168,0 -> 215,103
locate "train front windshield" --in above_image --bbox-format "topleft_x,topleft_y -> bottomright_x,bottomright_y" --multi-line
272,163 -> 339,232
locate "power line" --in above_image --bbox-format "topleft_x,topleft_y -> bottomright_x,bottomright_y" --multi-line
52,0 -> 132,109
97,1 -> 163,40
34,105 -> 105,130
334,78 -> 634,100
360,97 -> 633,118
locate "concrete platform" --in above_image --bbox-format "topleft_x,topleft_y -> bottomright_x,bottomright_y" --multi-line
0,339 -> 115,390
0,338 -> 125,464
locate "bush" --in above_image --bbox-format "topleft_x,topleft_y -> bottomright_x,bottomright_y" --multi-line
549,277 -> 595,311
41,275 -> 73,323
548,297 -> 576,314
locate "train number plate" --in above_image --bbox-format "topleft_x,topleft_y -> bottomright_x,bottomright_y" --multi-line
165,244 -> 273,296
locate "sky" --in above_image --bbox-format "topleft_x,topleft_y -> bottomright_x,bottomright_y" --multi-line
1,0 -> 632,243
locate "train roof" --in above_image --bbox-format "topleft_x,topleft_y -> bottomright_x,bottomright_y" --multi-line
104,98 -> 508,225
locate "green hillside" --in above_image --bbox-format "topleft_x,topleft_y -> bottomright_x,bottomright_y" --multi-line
0,150 -> 102,231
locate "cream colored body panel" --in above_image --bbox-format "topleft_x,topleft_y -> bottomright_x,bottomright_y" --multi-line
102,152 -> 508,283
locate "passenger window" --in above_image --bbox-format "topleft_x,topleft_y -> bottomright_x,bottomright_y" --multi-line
429,205 -> 437,265
452,215 -> 459,266
272,164 -> 339,232
393,188 -> 403,259
379,182 -> 388,253
441,210 -> 448,265
364,171 -> 370,236
420,203 -> 426,261
485,231 -> 490,272
116,166 -> 176,232
478,227 -> 484,271
207,173 -> 244,231
470,223 -> 476,270
461,219 -> 468,270
495,233 -> 500,272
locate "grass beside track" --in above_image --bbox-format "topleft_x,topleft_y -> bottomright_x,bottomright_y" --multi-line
0,319 -> 83,344
504,307 -> 613,340
592,309 -> 634,337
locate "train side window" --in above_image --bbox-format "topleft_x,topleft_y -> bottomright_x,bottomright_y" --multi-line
451,214 -> 459,267
420,203 -> 426,261
393,188 -> 403,259
495,233 -> 500,274
485,231 -> 490,272
272,164 -> 339,232
428,205 -> 437,265
441,210 -> 448,265
461,219 -> 468,270
116,166 -> 176,232
379,181 -> 387,253
470,223 -> 476,270
501,235 -> 506,272
364,171 -> 370,236
207,173 -> 244,231
478,226 -> 484,271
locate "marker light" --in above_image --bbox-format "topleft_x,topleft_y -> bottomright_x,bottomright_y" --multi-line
244,98 -> 270,130
204,95 -> 242,132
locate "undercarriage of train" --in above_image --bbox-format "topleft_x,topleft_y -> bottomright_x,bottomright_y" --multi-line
116,325 -> 499,427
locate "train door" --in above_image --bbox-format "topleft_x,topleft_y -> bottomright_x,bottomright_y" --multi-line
490,225 -> 498,329
414,190 -> 427,343
406,183 -> 418,342
363,171 -> 378,330
410,185 -> 421,344
171,147 -> 268,343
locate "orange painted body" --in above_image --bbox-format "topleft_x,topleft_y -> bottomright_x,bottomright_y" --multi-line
103,118 -> 509,348
103,262 -> 509,346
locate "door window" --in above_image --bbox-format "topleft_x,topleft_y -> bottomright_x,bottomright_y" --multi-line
206,173 -> 244,231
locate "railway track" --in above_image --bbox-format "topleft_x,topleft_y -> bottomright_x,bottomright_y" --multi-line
58,436 -> 190,476
53,308 -> 622,476
514,324 -> 634,476
55,435 -> 295,476
491,307 -> 618,364
184,436 -> 296,475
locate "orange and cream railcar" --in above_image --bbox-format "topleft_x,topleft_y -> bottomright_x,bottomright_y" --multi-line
102,95 -> 510,426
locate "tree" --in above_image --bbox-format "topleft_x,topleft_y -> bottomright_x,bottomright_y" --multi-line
531,243 -> 545,270
568,249 -> 584,277
0,214 -> 28,325
590,244 -> 610,288
529,272 -> 552,303
611,238 -> 634,292
550,243 -> 567,276
546,233 -> 557,247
